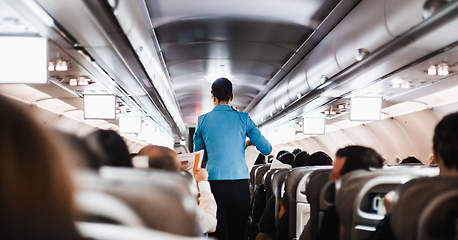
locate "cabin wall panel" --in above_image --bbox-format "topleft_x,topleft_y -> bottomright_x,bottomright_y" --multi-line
362,119 -> 417,164
432,101 -> 458,118
287,60 -> 309,102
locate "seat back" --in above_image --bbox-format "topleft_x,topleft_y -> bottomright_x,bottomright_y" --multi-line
265,168 -> 282,201
76,169 -> 201,236
254,165 -> 270,193
303,169 -> 333,240
335,166 -> 439,240
250,164 -> 263,198
271,169 -> 291,238
391,175 -> 458,240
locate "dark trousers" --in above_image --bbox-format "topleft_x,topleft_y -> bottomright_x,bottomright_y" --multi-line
209,179 -> 251,240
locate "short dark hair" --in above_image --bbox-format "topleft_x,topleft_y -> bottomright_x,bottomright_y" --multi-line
276,150 -> 288,160
278,152 -> 295,166
400,156 -> 423,164
138,145 -> 179,171
336,145 -> 383,176
85,129 -> 132,167
306,151 -> 332,166
211,78 -> 233,101
292,151 -> 310,168
433,112 -> 458,170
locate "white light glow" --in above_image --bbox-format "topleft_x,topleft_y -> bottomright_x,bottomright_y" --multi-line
0,37 -> 47,84
391,78 -> 403,84
69,78 -> 78,86
392,84 -> 400,89
84,95 -> 116,119
78,77 -> 89,86
428,65 -> 437,75
350,97 -> 382,121
119,116 -> 142,133
401,82 -> 411,89
48,61 -> 54,71
303,117 -> 325,135
438,64 -> 449,76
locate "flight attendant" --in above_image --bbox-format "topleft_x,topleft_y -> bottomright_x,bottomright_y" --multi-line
194,78 -> 272,240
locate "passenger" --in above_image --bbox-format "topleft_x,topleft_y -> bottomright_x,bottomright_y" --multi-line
292,148 -> 303,156
267,155 -> 275,163
0,96 -> 83,239
400,156 -> 423,164
292,151 -> 310,168
315,146 -> 384,240
372,112 -> 458,240
138,145 -> 181,171
271,152 -> 294,169
276,150 -> 288,160
306,151 -> 333,167
85,129 -> 133,168
254,153 -> 267,165
193,77 -> 272,240
137,145 -> 217,233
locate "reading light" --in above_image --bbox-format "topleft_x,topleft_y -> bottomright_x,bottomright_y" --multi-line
437,63 -> 449,76
319,75 -> 328,84
69,78 -> 77,86
78,77 -> 89,86
428,65 -> 437,75
392,84 -> 401,89
55,59 -> 68,71
401,82 -> 411,89
391,78 -> 403,84
48,61 -> 55,71
338,104 -> 345,109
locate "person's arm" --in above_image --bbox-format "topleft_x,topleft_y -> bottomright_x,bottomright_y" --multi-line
193,117 -> 205,152
194,168 -> 217,233
246,115 -> 272,155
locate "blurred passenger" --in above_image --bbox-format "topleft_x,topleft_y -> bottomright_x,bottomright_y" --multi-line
138,145 -> 180,171
400,156 -> 423,164
372,112 -> 458,240
271,152 -> 294,169
316,146 -> 383,240
0,96 -> 83,239
292,151 -> 310,168
85,129 -> 132,167
267,155 -> 275,163
254,153 -> 267,165
306,151 -> 333,167
276,150 -> 288,160
138,145 -> 217,233
292,148 -> 302,156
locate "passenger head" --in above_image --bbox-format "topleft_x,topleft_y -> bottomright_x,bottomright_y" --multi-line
276,150 -> 288,160
138,145 -> 180,171
0,96 -> 76,230
330,145 -> 383,182
433,112 -> 458,174
292,148 -> 302,156
400,156 -> 423,164
85,129 -> 132,167
306,151 -> 332,166
211,77 -> 233,104
254,153 -> 266,165
278,152 -> 295,166
292,151 -> 310,168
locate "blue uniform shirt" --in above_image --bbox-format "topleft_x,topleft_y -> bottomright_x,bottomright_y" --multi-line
193,104 -> 272,180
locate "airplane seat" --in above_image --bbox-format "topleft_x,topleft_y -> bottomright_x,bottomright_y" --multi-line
265,169 -> 282,202
75,170 -> 202,236
254,165 -> 271,193
75,190 -> 144,227
335,167 -> 439,240
300,169 -> 332,240
390,175 -> 458,240
271,169 -> 291,239
251,164 -> 264,198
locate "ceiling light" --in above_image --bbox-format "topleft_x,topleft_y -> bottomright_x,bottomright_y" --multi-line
69,78 -> 77,86
428,65 -> 437,75
401,82 -> 411,89
48,61 -> 54,71
338,104 -> 345,109
78,77 -> 89,86
324,110 -> 329,115
55,59 -> 68,71
437,63 -> 449,76
392,84 -> 401,88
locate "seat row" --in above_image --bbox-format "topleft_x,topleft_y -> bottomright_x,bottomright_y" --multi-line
250,163 -> 458,240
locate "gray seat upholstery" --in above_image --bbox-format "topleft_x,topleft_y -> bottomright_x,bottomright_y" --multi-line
391,175 -> 458,240
264,169 -> 283,202
75,168 -> 201,236
300,168 -> 333,240
250,164 -> 264,198
335,166 -> 439,240
271,169 -> 291,238
254,165 -> 271,192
